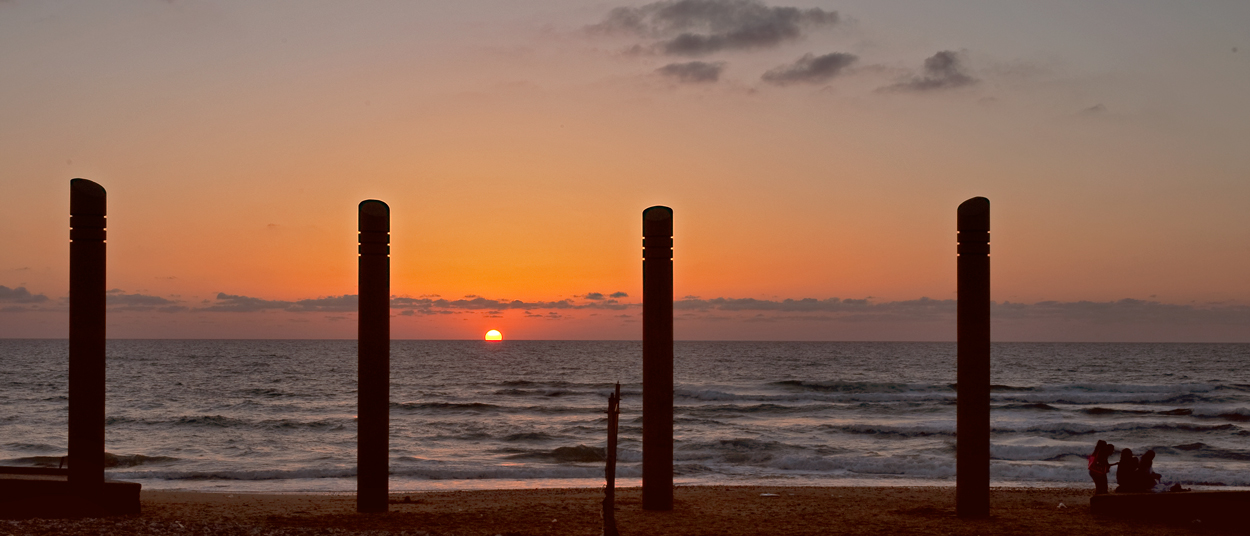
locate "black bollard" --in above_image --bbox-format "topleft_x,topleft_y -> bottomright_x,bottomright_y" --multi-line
68,178 -> 107,497
956,197 -> 991,518
357,200 -> 390,513
642,206 -> 674,511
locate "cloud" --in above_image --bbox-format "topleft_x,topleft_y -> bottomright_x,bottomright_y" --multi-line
66,287 -> 1245,332
882,50 -> 977,92
994,299 -> 1250,326
761,52 -> 856,85
105,290 -> 181,312
676,296 -> 953,321
592,0 -> 839,56
201,292 -> 356,313
287,295 -> 357,312
671,295 -> 1250,327
0,285 -> 49,304
1081,103 -> 1107,115
657,61 -> 725,83
200,293 -> 293,313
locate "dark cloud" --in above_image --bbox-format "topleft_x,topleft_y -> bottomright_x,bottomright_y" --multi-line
1081,103 -> 1107,115
106,290 -> 180,312
391,296 -> 557,313
202,293 -> 356,313
676,296 -> 953,322
657,61 -> 725,83
287,295 -> 357,312
882,50 -> 977,92
107,290 -> 175,306
994,299 -> 1250,325
201,292 -> 294,313
593,0 -> 839,56
672,296 -> 1250,327
390,294 -> 630,312
73,287 -> 1245,332
761,52 -> 856,85
0,285 -> 49,304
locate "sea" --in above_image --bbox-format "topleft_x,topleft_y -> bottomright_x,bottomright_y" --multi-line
2,340 -> 1248,493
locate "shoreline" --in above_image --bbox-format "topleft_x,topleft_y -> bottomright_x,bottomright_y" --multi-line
4,485 -> 1244,535
115,476 -> 1250,494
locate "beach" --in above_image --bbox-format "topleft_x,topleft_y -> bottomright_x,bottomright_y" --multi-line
2,486 -> 1243,535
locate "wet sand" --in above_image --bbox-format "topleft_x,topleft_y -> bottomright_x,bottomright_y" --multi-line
1,485 -> 1242,535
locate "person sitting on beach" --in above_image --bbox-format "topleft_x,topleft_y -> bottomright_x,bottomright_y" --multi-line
1087,440 -> 1114,494
1137,449 -> 1162,491
1115,448 -> 1141,492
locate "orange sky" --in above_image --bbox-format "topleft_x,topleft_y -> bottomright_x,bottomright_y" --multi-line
2,1 -> 1248,341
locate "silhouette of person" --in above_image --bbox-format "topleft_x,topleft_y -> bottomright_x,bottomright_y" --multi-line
1087,440 -> 1114,494
1115,448 -> 1140,492
1138,449 -> 1161,491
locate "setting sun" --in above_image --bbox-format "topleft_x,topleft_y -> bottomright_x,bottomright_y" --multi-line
484,329 -> 503,341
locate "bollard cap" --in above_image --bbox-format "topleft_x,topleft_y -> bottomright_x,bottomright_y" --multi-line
643,206 -> 672,236
359,200 -> 390,232
70,178 -> 106,216
957,197 -> 989,232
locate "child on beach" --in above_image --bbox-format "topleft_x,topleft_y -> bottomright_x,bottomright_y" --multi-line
1115,448 -> 1141,492
1137,449 -> 1162,491
1087,440 -> 1115,494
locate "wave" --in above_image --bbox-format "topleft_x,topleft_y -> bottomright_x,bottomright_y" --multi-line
1154,443 -> 1250,462
392,402 -> 500,412
809,420 -> 1246,439
818,423 -> 954,438
107,451 -> 1250,488
103,414 -> 351,431
1,442 -> 62,453
771,381 -> 943,394
391,401 -> 596,415
670,382 -> 1249,407
1083,407 -> 1155,416
1192,407 -> 1250,422
3,452 -> 178,468
241,388 -> 297,398
504,445 -> 606,463
3,456 -> 65,468
105,453 -> 179,468
501,432 -> 557,442
113,463 -> 631,482
995,403 -> 1058,411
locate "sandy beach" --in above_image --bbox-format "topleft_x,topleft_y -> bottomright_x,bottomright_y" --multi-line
1,485 -> 1243,535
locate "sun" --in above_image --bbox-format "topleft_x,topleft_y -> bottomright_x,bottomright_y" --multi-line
484,329 -> 503,341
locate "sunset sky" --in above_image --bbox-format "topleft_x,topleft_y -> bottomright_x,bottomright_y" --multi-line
2,0 -> 1247,341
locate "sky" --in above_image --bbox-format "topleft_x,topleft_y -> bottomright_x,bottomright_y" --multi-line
1,0 -> 1248,341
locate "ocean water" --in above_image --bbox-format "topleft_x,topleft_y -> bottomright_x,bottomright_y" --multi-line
2,340 -> 1248,492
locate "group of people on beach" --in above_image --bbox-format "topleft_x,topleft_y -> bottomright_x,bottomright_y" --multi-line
1088,440 -> 1164,494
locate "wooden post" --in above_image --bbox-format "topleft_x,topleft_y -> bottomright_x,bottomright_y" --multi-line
357,200 -> 390,513
603,382 -> 621,536
69,178 -> 106,497
956,196 -> 991,518
642,206 -> 674,511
